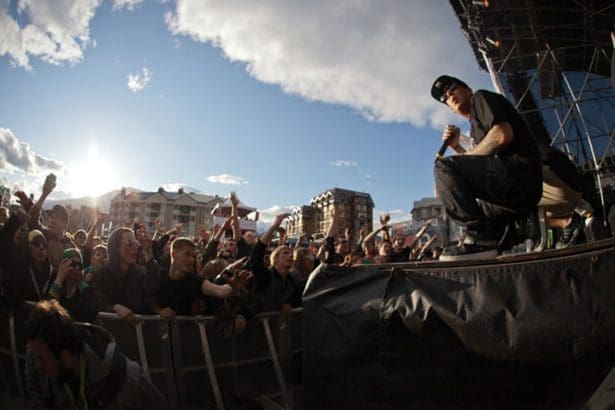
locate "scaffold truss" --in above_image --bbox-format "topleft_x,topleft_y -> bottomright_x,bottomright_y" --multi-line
449,0 -> 615,217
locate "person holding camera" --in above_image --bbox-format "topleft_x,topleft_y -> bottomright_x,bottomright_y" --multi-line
48,248 -> 100,323
431,75 -> 542,261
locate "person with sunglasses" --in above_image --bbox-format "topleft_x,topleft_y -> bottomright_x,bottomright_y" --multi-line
93,227 -> 161,325
430,75 -> 542,261
48,248 -> 100,323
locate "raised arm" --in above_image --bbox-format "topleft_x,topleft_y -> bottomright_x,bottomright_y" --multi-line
230,191 -> 242,242
260,213 -> 289,245
213,217 -> 232,242
407,218 -> 436,250
28,174 -> 56,230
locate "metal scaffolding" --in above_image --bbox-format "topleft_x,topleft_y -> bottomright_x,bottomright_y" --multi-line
449,0 -> 615,217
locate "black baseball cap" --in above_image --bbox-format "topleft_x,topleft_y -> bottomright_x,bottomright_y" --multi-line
431,75 -> 469,103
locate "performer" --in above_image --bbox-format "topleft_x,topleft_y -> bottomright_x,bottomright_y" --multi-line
431,75 -> 542,261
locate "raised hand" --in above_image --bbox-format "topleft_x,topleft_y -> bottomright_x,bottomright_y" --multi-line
380,213 -> 391,226
42,173 -> 57,198
15,191 -> 33,211
273,213 -> 290,228
230,191 -> 239,206
227,269 -> 251,291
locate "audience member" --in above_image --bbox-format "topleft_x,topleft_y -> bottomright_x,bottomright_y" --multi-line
24,300 -> 165,409
92,227 -> 160,325
391,218 -> 437,262
28,175 -> 76,270
249,213 -> 301,312
84,244 -> 108,282
230,191 -> 257,259
2,224 -> 56,305
149,237 -> 249,320
48,248 -> 100,323
323,207 -> 350,265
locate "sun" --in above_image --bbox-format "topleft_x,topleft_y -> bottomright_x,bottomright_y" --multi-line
64,144 -> 119,198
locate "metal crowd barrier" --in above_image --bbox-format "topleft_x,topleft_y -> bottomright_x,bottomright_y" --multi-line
0,304 -> 303,410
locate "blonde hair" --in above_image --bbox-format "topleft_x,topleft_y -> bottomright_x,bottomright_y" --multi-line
270,245 -> 291,267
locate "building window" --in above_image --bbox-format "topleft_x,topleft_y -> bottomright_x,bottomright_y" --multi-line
179,205 -> 191,214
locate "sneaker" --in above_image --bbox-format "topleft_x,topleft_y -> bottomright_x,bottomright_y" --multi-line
555,212 -> 586,249
439,243 -> 498,262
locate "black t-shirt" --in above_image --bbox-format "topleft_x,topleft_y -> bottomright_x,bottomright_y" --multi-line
390,247 -> 411,263
470,90 -> 541,178
157,270 -> 213,315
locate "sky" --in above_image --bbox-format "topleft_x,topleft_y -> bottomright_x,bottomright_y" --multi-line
0,0 -> 493,224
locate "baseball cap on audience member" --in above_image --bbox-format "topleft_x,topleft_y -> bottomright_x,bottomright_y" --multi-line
431,75 -> 469,104
61,248 -> 83,263
28,229 -> 46,244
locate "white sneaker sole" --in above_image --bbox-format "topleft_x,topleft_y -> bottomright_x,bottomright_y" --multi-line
439,248 -> 498,262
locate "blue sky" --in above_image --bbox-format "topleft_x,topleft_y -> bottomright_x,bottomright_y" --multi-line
0,0 -> 493,223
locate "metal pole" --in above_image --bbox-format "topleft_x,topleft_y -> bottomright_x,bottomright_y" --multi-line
135,321 -> 152,383
9,311 -> 24,399
480,48 -> 506,95
197,322 -> 226,410
261,317 -> 292,410
559,49 -> 608,222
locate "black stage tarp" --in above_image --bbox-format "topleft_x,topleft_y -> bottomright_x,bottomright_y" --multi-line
303,240 -> 615,410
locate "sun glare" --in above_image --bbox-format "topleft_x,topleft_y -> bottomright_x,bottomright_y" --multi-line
64,144 -> 119,198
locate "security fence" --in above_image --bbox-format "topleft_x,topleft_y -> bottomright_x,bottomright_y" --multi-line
0,304 -> 303,410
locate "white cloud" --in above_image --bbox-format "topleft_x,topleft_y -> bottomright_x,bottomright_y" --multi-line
0,0 -> 101,70
255,204 -> 296,232
127,67 -> 152,92
206,174 -> 248,185
166,1 -> 488,129
0,128 -> 67,174
112,0 -> 144,11
161,182 -> 202,193
329,159 -> 357,167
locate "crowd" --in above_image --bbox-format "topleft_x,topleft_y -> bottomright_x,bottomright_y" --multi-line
0,176 -> 445,408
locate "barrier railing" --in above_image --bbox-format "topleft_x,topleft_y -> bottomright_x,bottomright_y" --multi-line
0,304 -> 303,410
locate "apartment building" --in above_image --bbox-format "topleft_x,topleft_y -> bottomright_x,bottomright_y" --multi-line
109,187 -> 224,236
286,188 -> 374,241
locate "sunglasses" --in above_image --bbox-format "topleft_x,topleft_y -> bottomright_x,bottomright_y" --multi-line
69,260 -> 83,269
121,239 -> 140,248
439,83 -> 458,103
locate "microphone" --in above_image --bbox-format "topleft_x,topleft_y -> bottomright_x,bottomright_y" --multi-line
435,125 -> 458,160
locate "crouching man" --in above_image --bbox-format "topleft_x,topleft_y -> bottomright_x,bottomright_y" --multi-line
24,299 -> 166,410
